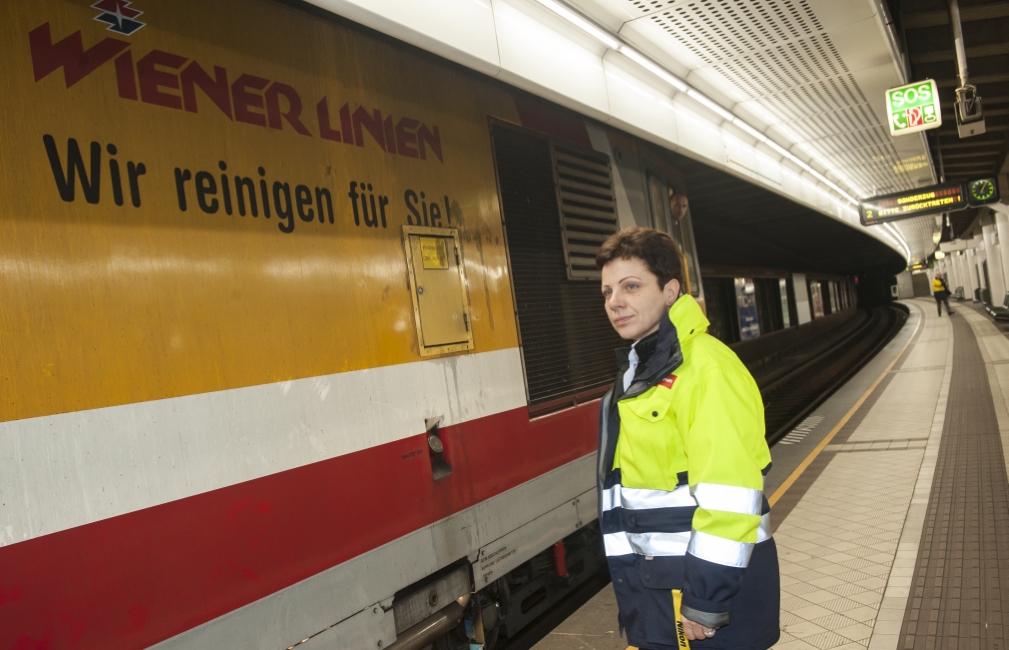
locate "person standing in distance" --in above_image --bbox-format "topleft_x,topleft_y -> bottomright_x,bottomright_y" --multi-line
596,227 -> 779,650
932,272 -> 953,316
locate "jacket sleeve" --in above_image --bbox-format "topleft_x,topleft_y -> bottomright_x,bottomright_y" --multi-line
680,367 -> 767,628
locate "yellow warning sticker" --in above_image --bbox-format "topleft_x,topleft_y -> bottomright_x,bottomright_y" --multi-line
420,237 -> 449,269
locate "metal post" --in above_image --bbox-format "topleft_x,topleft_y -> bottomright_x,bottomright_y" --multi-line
948,0 -> 985,136
949,0 -> 969,88
936,134 -> 945,183
982,215 -> 1005,305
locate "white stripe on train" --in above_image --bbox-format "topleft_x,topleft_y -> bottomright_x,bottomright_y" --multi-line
0,347 -> 525,547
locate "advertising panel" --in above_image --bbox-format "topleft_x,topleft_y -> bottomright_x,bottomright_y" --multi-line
734,277 -> 760,340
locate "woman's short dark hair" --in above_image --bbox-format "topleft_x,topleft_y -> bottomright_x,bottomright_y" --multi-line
595,227 -> 683,288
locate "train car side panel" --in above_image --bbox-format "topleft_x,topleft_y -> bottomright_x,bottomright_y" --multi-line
0,0 -> 519,424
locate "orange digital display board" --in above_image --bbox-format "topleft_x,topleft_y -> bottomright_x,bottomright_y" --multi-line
859,182 -> 966,225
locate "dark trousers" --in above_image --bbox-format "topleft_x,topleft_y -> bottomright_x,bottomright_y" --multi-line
935,292 -> 952,315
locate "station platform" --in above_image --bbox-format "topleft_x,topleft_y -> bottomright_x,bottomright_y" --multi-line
532,298 -> 1009,650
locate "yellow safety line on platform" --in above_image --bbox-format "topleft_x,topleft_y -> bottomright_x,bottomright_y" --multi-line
768,306 -> 921,507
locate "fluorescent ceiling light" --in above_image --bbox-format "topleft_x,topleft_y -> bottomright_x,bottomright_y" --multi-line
763,138 -> 792,159
535,0 -> 620,49
774,124 -> 803,144
736,101 -> 780,128
617,45 -> 688,92
534,0 -> 863,208
730,118 -> 768,143
686,89 -> 735,122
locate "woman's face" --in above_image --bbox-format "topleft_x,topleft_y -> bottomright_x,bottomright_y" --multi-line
670,195 -> 689,223
601,257 -> 680,341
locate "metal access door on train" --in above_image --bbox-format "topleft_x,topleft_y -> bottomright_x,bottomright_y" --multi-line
403,226 -> 474,357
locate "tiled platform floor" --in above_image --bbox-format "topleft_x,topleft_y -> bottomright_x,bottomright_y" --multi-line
896,305 -> 1009,650
771,300 -> 950,650
775,298 -> 1009,650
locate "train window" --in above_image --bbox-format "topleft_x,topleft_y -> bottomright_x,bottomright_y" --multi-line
702,277 -> 738,344
779,279 -> 791,328
552,143 -> 619,280
647,173 -> 670,233
402,226 -> 474,357
752,277 -> 785,334
809,282 -> 825,319
646,174 -> 699,299
492,125 -> 625,413
666,188 -> 702,298
734,278 -> 760,341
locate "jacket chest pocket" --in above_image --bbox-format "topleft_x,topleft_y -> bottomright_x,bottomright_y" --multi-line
616,387 -> 685,489
623,385 -> 676,423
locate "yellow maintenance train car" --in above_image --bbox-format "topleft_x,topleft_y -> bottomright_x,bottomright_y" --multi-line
0,1 -> 706,648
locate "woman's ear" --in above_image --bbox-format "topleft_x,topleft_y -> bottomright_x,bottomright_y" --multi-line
664,279 -> 681,307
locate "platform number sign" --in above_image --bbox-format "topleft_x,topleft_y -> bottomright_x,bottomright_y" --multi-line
886,80 -> 942,136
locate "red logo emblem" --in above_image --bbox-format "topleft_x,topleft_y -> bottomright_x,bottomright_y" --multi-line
92,0 -> 145,35
659,375 -> 677,389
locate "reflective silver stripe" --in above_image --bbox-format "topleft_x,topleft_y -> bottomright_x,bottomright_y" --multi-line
630,531 -> 691,556
756,512 -> 772,543
691,483 -> 762,516
600,483 -> 695,512
608,520 -> 770,559
604,531 -> 691,557
603,532 -> 634,556
601,484 -> 618,512
687,530 -> 754,568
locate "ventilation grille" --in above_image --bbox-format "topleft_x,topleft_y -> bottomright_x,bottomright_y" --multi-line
493,126 -> 624,412
625,0 -> 677,14
552,144 -> 619,281
618,0 -> 921,201
647,0 -> 823,66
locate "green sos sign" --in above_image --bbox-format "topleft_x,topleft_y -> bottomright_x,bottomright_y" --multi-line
886,80 -> 942,136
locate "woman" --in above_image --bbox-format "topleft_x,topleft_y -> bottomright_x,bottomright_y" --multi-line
596,227 -> 779,650
932,272 -> 953,316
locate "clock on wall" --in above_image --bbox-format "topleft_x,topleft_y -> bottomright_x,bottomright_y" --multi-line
967,177 -> 1000,206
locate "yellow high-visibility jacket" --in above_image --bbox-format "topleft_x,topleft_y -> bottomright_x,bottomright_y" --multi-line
933,277 -> 948,295
598,295 -> 779,650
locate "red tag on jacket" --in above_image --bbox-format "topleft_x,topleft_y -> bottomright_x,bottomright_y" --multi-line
659,374 -> 677,389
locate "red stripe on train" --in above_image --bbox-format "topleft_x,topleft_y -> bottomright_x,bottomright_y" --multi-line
0,403 -> 597,650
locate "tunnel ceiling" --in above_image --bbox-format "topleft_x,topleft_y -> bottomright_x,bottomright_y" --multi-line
892,0 -> 1009,187
567,0 -> 939,262
676,154 -> 906,276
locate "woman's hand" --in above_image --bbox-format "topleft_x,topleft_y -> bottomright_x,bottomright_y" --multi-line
681,616 -> 716,641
